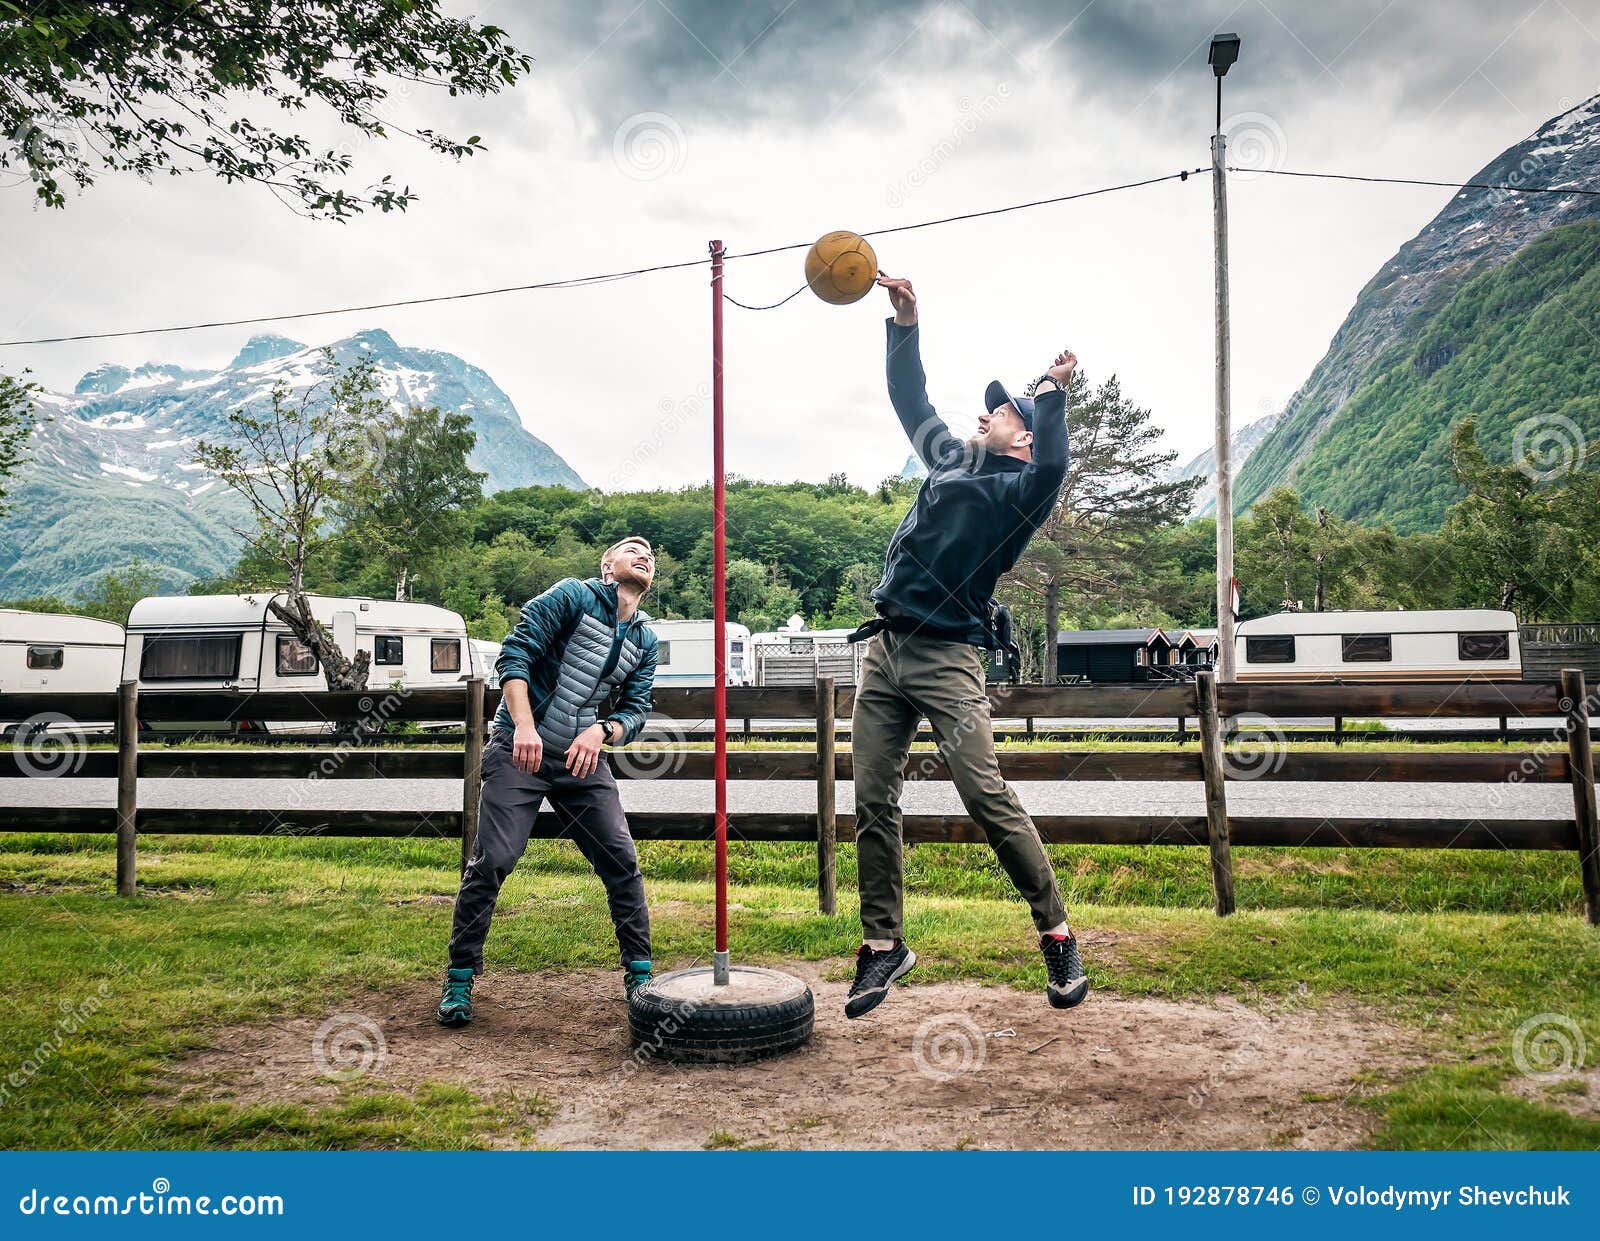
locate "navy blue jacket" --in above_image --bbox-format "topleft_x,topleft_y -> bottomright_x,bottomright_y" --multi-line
873,319 -> 1069,645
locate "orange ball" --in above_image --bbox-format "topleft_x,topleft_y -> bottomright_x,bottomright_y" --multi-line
804,230 -> 878,305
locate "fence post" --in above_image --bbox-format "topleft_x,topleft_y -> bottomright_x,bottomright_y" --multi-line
815,675 -> 837,915
1195,671 -> 1236,916
115,680 -> 138,897
461,677 -> 486,876
1560,669 -> 1600,926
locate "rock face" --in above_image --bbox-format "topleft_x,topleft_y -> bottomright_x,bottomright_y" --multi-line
1235,92 -> 1600,529
3,330 -> 586,598
1169,411 -> 1282,518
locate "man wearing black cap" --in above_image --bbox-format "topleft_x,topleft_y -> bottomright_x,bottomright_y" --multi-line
843,272 -> 1088,1019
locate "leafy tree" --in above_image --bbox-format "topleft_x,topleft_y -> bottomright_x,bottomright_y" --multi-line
1003,372 -> 1200,680
1,0 -> 531,216
1442,416 -> 1596,617
819,562 -> 879,628
194,350 -> 386,688
336,403 -> 485,601
75,557 -> 163,624
0,370 -> 40,515
1236,487 -> 1316,613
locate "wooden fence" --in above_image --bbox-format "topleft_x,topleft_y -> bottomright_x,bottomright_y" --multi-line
2,673 -> 1597,924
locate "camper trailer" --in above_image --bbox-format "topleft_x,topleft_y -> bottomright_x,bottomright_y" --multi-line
124,593 -> 473,731
468,639 -> 503,688
648,619 -> 753,687
1234,609 -> 1522,682
1,609 -> 126,737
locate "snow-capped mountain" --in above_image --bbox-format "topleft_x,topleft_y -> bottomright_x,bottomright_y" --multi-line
3,329 -> 585,598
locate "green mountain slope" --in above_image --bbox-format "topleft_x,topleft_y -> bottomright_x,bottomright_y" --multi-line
1235,92 -> 1600,529
1281,221 -> 1600,532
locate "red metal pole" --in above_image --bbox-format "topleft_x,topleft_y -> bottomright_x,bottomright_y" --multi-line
710,239 -> 729,983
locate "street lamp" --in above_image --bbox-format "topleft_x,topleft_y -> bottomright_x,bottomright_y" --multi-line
1208,31 -> 1241,682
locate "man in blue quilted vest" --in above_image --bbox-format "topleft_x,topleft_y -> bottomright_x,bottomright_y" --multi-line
438,537 -> 661,1026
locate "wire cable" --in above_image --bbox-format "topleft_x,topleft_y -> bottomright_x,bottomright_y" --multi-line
0,168 -> 1205,347
1234,167 -> 1600,197
724,284 -> 809,311
721,167 -> 1205,310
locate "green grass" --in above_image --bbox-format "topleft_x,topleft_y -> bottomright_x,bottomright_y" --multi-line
0,832 -> 1596,1150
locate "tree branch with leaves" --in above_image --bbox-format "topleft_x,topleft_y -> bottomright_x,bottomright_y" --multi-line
1,0 -> 532,216
194,349 -> 389,688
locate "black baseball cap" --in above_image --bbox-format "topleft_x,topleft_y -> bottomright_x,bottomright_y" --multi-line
984,380 -> 1035,431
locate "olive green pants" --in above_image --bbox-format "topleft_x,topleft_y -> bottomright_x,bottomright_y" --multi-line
852,629 -> 1068,940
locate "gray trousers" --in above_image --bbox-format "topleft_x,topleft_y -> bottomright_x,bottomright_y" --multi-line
853,629 -> 1069,940
448,730 -> 651,971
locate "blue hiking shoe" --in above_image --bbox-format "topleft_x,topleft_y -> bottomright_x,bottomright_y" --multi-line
624,960 -> 653,998
437,967 -> 475,1026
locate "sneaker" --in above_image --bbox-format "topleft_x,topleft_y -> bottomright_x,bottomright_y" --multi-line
624,959 -> 653,998
1041,933 -> 1089,1009
436,966 -> 475,1026
844,941 -> 917,1019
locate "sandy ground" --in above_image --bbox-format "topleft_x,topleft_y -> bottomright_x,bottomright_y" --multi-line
170,953 -> 1422,1150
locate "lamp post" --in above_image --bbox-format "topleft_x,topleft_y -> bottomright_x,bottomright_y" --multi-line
1208,31 -> 1241,682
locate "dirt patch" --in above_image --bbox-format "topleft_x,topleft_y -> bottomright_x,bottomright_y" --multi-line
1507,1068 -> 1600,1119
167,964 -> 1422,1150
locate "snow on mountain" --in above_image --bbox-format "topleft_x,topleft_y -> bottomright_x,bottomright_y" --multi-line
2,329 -> 586,598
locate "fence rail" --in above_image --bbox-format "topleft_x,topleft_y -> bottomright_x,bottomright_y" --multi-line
2,674 -> 1597,923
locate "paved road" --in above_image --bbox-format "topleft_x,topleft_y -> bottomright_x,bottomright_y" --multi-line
0,774 -> 1571,820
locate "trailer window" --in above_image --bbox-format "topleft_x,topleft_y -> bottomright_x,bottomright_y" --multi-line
374,635 -> 404,665
1341,633 -> 1392,662
1458,631 -> 1510,660
26,645 -> 64,670
431,638 -> 461,673
1245,636 -> 1296,664
276,634 -> 318,676
140,634 -> 241,680
657,641 -> 672,666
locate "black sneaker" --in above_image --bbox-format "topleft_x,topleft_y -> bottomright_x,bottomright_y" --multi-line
844,941 -> 917,1019
1041,933 -> 1089,1009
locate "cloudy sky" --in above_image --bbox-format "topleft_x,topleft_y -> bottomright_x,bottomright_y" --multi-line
4,0 -> 1598,489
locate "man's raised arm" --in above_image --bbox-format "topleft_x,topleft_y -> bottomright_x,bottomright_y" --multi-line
878,274 -> 963,470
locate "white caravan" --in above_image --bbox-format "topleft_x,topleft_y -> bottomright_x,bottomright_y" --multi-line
124,593 -> 473,731
1234,609 -> 1522,682
1,609 -> 126,737
648,619 -> 753,687
468,639 -> 503,688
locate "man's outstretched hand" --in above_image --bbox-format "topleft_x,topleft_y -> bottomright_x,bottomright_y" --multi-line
1043,349 -> 1077,387
876,274 -> 917,326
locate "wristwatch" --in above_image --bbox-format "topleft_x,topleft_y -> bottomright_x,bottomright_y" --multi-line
602,720 -> 620,745
1034,374 -> 1062,393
